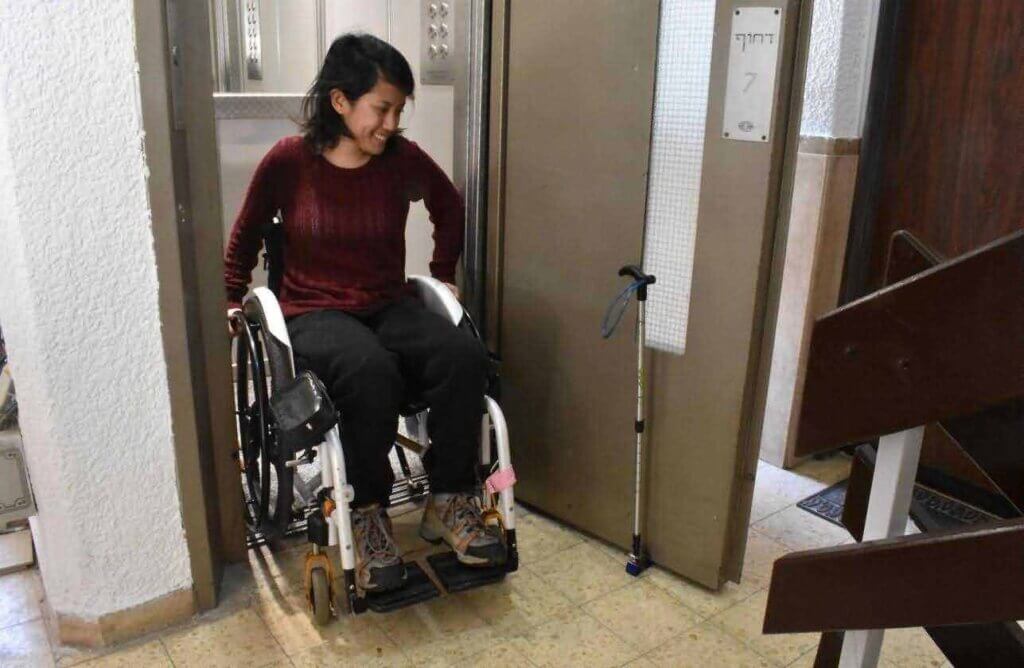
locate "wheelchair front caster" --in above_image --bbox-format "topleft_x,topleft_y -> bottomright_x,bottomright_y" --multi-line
310,567 -> 331,626
304,551 -> 334,626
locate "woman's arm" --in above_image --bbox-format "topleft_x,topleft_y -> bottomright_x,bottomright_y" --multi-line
223,141 -> 287,310
404,140 -> 466,286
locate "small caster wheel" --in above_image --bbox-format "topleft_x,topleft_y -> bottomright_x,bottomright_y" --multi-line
310,566 -> 332,626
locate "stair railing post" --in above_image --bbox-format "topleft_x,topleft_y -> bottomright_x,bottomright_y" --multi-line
839,425 -> 925,668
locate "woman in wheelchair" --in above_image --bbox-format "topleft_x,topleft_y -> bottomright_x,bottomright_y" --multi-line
224,34 -> 505,594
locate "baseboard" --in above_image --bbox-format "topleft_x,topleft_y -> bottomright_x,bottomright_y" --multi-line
54,587 -> 194,648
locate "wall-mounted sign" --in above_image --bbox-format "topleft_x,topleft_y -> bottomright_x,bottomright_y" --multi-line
722,6 -> 782,143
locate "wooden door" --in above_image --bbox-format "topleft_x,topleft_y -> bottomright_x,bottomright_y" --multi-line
845,0 -> 1024,298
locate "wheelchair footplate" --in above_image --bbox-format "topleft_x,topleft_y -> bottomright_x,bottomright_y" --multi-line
426,551 -> 508,593
362,561 -> 440,613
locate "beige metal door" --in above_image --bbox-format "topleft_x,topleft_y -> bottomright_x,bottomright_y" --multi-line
496,0 -> 659,553
491,0 -> 806,588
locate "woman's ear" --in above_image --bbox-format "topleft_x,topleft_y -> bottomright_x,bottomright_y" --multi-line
329,89 -> 350,115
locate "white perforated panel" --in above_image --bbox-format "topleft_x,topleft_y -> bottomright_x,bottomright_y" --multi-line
642,0 -> 715,354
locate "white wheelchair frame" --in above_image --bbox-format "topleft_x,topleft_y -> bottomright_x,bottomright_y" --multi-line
237,275 -> 518,619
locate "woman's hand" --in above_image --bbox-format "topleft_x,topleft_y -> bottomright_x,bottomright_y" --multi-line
443,282 -> 461,301
227,308 -> 244,337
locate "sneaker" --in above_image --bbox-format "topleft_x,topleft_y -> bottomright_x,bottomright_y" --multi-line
419,493 -> 507,567
351,504 -> 406,592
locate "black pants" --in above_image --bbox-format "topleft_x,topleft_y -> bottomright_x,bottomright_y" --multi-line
287,298 -> 488,507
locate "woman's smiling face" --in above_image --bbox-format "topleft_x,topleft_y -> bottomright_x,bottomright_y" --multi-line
331,77 -> 407,157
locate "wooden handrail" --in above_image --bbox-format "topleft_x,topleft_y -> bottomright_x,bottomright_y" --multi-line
795,230 -> 1024,457
763,518 -> 1024,634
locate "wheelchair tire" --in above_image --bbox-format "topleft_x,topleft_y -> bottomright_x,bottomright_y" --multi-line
310,567 -> 332,626
233,318 -> 295,536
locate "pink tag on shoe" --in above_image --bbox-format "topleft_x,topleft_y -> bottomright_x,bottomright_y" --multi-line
485,467 -> 517,494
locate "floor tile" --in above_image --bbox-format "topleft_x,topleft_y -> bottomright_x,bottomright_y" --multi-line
709,590 -> 818,666
787,647 -> 818,667
641,528 -> 787,623
583,579 -> 702,652
0,530 -> 34,575
288,625 -> 408,667
75,640 -> 172,667
751,505 -> 853,552
750,460 -> 836,524
253,586 -> 388,658
161,608 -> 288,668
879,627 -> 948,667
0,568 -> 43,630
372,594 -> 496,666
508,609 -> 640,668
389,503 -> 431,556
739,528 -> 791,591
513,512 -> 585,566
644,620 -> 772,667
644,566 -> 757,621
454,638 -> 537,667
460,567 -> 574,636
790,454 -> 851,486
0,619 -> 55,667
528,541 -> 635,606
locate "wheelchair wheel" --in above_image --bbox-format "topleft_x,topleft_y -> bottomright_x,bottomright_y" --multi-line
310,567 -> 332,626
233,317 -> 294,536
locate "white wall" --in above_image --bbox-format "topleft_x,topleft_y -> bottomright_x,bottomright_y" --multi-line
800,0 -> 876,138
0,0 -> 191,619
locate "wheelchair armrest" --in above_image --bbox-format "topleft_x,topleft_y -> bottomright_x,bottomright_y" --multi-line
408,275 -> 464,326
242,286 -> 296,385
244,287 -> 292,348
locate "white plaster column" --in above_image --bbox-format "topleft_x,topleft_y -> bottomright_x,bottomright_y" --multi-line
0,0 -> 192,635
759,0 -> 877,467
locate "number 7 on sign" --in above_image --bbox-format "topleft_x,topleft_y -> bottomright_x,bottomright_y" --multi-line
743,72 -> 757,93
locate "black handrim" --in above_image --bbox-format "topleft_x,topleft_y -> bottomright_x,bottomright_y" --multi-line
234,322 -> 269,530
233,312 -> 296,537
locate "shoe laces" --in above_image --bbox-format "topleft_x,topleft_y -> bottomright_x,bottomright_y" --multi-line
354,507 -> 399,561
444,494 -> 485,537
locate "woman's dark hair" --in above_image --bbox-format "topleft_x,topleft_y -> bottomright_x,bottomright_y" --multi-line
301,34 -> 415,153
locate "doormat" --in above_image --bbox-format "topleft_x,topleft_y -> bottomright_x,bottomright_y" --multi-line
797,479 -> 1000,531
796,479 -> 848,528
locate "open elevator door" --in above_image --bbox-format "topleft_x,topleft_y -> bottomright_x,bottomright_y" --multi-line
488,0 -> 807,587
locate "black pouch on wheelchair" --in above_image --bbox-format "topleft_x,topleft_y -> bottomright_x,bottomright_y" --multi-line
269,371 -> 338,452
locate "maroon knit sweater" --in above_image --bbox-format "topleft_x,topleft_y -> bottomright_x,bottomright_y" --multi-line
224,135 -> 464,317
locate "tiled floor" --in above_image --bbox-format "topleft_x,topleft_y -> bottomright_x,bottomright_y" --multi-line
0,454 -> 956,667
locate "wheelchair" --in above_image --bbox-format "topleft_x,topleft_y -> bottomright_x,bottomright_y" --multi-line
230,271 -> 519,623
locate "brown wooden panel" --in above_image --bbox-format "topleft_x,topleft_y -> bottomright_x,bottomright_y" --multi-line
796,231 -> 1024,456
882,230 -> 944,286
926,623 -> 1024,668
864,1 -> 1024,293
813,625 -> 1024,668
812,632 -> 842,668
839,444 -> 874,542
943,401 -> 1024,515
822,443 -> 1024,664
763,519 -> 1024,633
879,231 -> 1018,506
